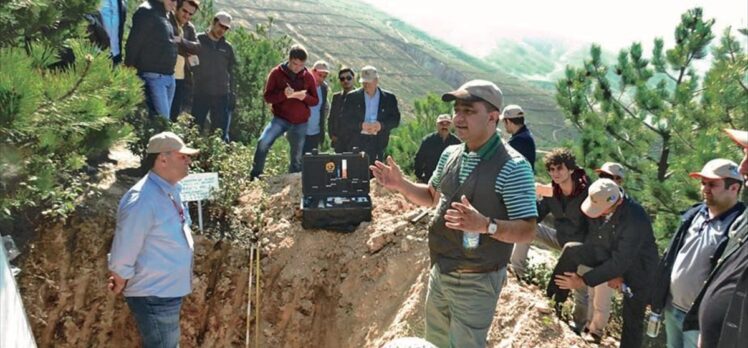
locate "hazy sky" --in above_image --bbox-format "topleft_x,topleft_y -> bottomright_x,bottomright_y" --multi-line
362,0 -> 748,57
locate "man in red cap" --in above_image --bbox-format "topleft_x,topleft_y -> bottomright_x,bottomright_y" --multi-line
683,128 -> 748,348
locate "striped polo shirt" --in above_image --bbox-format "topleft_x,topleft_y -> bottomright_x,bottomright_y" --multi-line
429,133 -> 538,220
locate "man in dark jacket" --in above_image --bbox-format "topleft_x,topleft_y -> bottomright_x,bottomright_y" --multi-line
250,44 -> 318,179
192,11 -> 236,142
550,178 -> 659,348
169,0 -> 200,121
303,60 -> 330,154
413,114 -> 461,183
683,128 -> 748,348
339,65 -> 400,165
500,104 -> 536,171
328,67 -> 356,153
650,159 -> 745,348
125,0 -> 181,119
510,148 -> 591,332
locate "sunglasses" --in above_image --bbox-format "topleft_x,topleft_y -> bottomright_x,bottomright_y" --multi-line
180,8 -> 195,16
339,76 -> 353,81
598,172 -> 621,181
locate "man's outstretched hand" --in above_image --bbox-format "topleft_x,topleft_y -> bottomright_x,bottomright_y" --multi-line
370,156 -> 404,191
444,195 -> 488,233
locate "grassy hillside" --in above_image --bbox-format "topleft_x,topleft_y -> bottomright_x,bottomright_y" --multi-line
218,0 -> 574,148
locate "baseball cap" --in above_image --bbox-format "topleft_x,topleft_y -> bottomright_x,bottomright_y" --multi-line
725,129 -> 748,148
435,114 -> 452,124
500,105 -> 524,120
146,132 -> 199,155
581,179 -> 623,218
359,65 -> 378,83
442,80 -> 503,111
312,60 -> 329,72
688,158 -> 743,182
214,11 -> 232,28
595,162 -> 625,178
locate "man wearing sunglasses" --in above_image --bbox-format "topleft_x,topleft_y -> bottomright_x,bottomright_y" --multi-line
192,11 -> 237,142
595,162 -> 625,186
125,0 -> 182,119
169,0 -> 200,121
329,67 -> 356,153
303,60 -> 331,154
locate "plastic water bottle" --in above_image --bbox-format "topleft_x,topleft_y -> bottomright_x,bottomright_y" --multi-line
646,312 -> 662,338
621,283 -> 634,298
463,232 -> 480,249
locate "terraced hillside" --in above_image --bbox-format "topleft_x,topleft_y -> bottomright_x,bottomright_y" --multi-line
219,0 -> 574,147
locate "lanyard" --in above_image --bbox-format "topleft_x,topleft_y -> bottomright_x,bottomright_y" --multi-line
167,193 -> 186,225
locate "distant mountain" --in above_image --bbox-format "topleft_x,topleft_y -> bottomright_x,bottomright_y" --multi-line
484,37 -> 618,91
219,0 -> 575,147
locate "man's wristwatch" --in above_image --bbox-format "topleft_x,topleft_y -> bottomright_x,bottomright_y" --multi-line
486,217 -> 497,235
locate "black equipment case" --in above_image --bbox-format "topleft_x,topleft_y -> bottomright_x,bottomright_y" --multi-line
300,151 -> 372,232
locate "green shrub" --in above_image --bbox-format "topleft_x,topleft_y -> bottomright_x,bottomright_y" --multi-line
0,40 -> 142,222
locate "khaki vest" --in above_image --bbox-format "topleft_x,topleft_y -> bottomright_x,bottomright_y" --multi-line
428,143 -> 514,273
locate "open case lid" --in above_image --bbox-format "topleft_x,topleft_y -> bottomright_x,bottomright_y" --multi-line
302,152 -> 370,196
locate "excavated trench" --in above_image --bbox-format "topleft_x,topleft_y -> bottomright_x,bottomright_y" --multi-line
16,168 -> 600,347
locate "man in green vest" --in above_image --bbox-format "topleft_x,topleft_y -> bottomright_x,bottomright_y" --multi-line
371,80 -> 538,348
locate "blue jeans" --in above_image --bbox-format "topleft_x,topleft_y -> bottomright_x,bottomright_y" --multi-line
251,117 -> 307,178
664,303 -> 699,348
126,296 -> 183,348
140,72 -> 176,120
425,264 -> 507,348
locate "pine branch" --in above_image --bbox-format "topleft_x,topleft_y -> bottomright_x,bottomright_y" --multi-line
33,54 -> 93,115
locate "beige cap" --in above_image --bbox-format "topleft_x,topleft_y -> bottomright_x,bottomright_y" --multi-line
501,104 -> 525,120
725,129 -> 748,148
312,60 -> 329,72
146,132 -> 199,155
595,162 -> 625,178
436,114 -> 452,124
214,11 -> 232,28
442,79 -> 503,111
689,158 -> 743,182
581,179 -> 623,218
359,65 -> 378,83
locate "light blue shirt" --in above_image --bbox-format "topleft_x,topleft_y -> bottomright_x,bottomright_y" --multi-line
364,88 -> 381,123
306,85 -> 323,135
109,171 -> 194,297
100,0 -> 121,57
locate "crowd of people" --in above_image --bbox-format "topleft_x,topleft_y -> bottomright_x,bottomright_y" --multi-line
98,1 -> 748,348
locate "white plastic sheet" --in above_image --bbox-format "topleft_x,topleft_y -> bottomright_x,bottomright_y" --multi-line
0,236 -> 37,348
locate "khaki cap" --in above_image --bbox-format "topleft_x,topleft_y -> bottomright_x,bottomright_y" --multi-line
146,132 -> 199,155
595,162 -> 625,178
725,129 -> 748,148
501,104 -> 525,120
359,65 -> 379,83
435,114 -> 452,124
442,79 -> 503,111
214,11 -> 232,28
689,158 -> 743,182
581,179 -> 623,218
312,60 -> 329,72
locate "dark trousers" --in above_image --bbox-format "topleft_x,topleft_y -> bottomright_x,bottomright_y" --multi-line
170,79 -> 188,121
548,244 -> 648,348
192,93 -> 231,142
351,134 -> 383,165
303,133 -> 322,155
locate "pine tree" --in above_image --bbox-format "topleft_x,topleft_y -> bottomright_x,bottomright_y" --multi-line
555,8 -> 748,241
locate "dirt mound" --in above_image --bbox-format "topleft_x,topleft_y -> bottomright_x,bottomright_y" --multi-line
17,167 -> 603,347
